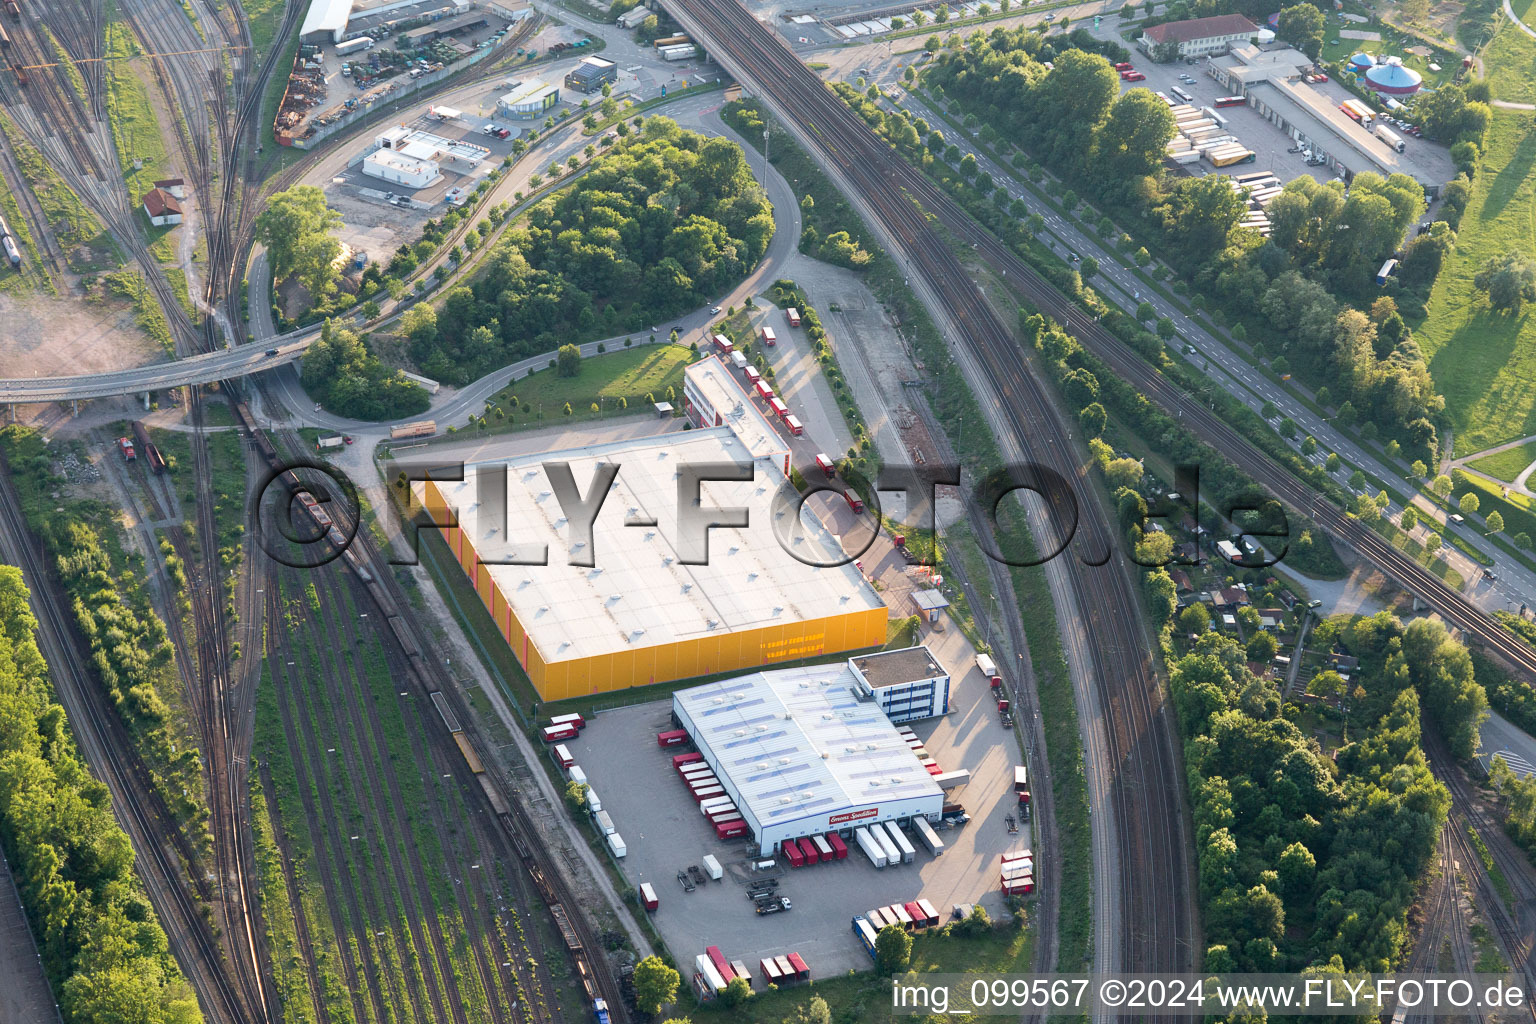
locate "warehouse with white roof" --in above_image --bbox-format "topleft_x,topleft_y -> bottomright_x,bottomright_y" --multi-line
673,663 -> 945,855
413,409 -> 887,700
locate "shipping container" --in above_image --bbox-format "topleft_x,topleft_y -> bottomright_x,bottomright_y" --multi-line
730,961 -> 752,987
657,728 -> 688,747
872,824 -> 901,865
714,818 -> 748,839
672,751 -> 704,769
913,816 -> 945,856
853,917 -> 879,959
760,957 -> 783,984
744,366 -> 760,385
542,724 -> 579,742
768,398 -> 790,420
696,955 -> 727,993
660,44 -> 696,61
812,835 -> 834,860
785,307 -> 801,327
867,906 -> 891,929
761,325 -> 777,346
687,777 -> 719,793
1014,766 -> 1029,792
786,954 -> 809,980
883,821 -> 916,864
784,414 -> 803,436
888,903 -> 914,930
711,333 -> 733,354
594,810 -> 616,835
335,35 -> 374,54
1376,258 -> 1398,285
932,769 -> 971,789
798,837 -> 820,865
640,882 -> 658,910
703,854 -> 723,880
692,785 -> 724,803
1001,877 -> 1034,896
568,765 -> 588,786
815,453 -> 835,476
550,713 -> 585,731
825,832 -> 848,859
552,743 -> 575,768
976,652 -> 1001,686
926,764 -> 944,775
754,380 -> 775,401
783,840 -> 804,868
854,827 -> 887,868
1001,863 -> 1035,882
706,804 -> 739,822
700,795 -> 733,813
707,946 -> 733,981
680,761 -> 713,777
391,418 -> 438,439
730,350 -> 748,368
1215,95 -> 1246,107
1001,849 -> 1033,865
585,788 -> 602,813
607,832 -> 626,858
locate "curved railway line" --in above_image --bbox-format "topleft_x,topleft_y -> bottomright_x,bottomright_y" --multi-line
659,0 -> 1195,979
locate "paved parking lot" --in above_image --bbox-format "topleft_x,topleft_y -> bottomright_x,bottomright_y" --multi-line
559,616 -> 1032,980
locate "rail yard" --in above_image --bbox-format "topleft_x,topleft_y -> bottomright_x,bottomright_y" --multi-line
2,0 -> 1536,1020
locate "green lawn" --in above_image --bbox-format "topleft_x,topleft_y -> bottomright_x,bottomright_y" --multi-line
1418,114 -> 1536,451
239,0 -> 287,60
467,343 -> 691,434
1469,442 -> 1536,482
105,19 -> 172,202
1484,0 -> 1536,105
0,112 -> 118,272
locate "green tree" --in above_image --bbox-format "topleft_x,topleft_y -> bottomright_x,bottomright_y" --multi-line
564,780 -> 588,812
1180,602 -> 1211,634
1326,453 -> 1342,472
1276,3 -> 1324,59
786,996 -> 833,1024
1487,510 -> 1505,533
720,975 -> 751,1007
1459,492 -> 1480,515
1426,533 -> 1442,553
254,185 -> 343,291
1157,317 -> 1176,340
634,956 -> 680,1015
1431,474 -> 1453,497
1400,506 -> 1418,531
1474,251 -> 1536,313
1246,630 -> 1278,663
1098,88 -> 1178,178
875,924 -> 913,974
1079,402 -> 1107,437
557,344 -> 583,378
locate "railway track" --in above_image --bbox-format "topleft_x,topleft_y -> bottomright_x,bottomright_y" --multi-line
229,395 -> 632,1022
660,0 -> 1196,980
0,455 -> 251,1024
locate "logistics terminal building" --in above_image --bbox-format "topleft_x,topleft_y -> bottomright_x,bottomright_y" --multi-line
413,418 -> 887,701
673,663 -> 946,856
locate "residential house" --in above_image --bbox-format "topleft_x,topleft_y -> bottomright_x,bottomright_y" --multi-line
142,188 -> 183,226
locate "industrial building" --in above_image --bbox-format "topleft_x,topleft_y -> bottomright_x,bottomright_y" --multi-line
373,124 -> 489,174
565,55 -> 618,93
848,646 -> 950,723
1210,46 -> 1441,192
412,411 -> 888,701
682,355 -> 790,476
1138,13 -> 1261,59
363,148 -> 442,188
397,10 -> 487,48
299,0 -> 354,43
672,662 -> 945,856
497,79 -> 561,119
302,0 -> 528,46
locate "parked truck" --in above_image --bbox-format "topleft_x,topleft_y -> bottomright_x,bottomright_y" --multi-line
335,36 -> 374,55
1375,124 -> 1405,152
660,44 -> 697,61
976,652 -> 1001,689
913,816 -> 945,856
854,826 -> 887,868
883,821 -> 915,863
390,419 -> 436,440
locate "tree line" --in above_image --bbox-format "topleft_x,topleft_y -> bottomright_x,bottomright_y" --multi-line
301,319 -> 431,421
922,27 -> 1472,465
0,567 -> 204,1023
405,118 -> 773,387
1168,608 -> 1485,973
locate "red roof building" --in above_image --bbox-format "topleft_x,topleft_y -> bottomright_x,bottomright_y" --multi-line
1139,14 -> 1259,58
142,188 -> 183,226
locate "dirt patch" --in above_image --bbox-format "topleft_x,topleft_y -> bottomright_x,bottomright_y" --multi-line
1429,0 -> 1465,42
0,290 -> 164,378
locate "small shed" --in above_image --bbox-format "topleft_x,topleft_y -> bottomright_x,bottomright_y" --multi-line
142,188 -> 183,226
653,401 -> 674,418
910,588 -> 950,624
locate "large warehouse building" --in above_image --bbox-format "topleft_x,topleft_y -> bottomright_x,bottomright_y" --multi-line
673,663 -> 945,855
413,405 -> 887,700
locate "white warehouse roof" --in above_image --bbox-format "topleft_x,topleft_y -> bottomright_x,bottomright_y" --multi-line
674,664 -> 944,834
684,356 -> 787,464
499,79 -> 560,110
300,0 -> 352,40
412,428 -> 884,665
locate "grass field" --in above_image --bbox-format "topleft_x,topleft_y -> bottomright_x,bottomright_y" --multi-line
1418,113 -> 1536,452
1484,0 -> 1536,104
102,269 -> 175,354
105,19 -> 172,202
467,343 -> 691,434
1469,442 -> 1536,482
0,178 -> 44,290
239,0 -> 287,61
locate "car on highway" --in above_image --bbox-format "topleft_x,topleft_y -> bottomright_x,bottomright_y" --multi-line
710,305 -> 722,314
265,348 -> 279,356
1483,569 -> 1498,581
